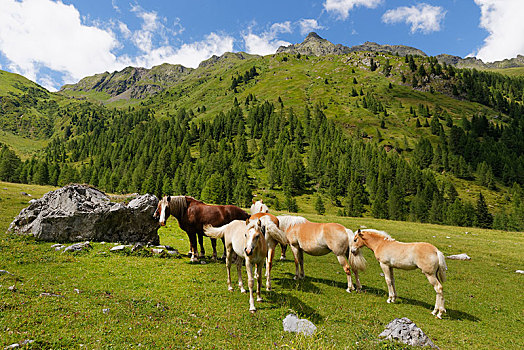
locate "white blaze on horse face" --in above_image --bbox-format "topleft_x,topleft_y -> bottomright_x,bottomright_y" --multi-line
245,223 -> 259,256
250,200 -> 269,215
159,202 -> 167,226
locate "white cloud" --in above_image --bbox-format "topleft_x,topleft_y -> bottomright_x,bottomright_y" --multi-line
0,0 -> 232,90
0,0 -> 119,86
324,0 -> 383,20
382,3 -> 446,34
298,19 -> 324,36
471,0 -> 524,62
242,22 -> 292,55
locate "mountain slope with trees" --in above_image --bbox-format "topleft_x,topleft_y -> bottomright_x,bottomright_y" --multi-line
1,34 -> 523,231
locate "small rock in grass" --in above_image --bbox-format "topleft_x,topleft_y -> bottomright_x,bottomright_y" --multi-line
40,292 -> 63,297
63,241 -> 91,253
103,308 -> 110,314
74,288 -> 81,293
166,250 -> 179,256
379,317 -> 438,348
200,261 -> 207,265
446,236 -> 450,239
131,243 -> 145,252
516,270 -> 524,274
20,192 -> 31,196
110,245 -> 130,252
0,270 -> 14,276
8,285 -> 16,291
283,314 -> 317,336
447,253 -> 471,260
380,273 -> 385,277
151,248 -> 163,254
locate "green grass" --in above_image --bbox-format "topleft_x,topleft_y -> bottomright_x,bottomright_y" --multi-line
0,130 -> 49,159
1,181 -> 523,349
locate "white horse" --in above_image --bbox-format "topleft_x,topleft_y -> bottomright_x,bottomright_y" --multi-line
247,212 -> 288,291
204,219 -> 267,313
250,199 -> 288,260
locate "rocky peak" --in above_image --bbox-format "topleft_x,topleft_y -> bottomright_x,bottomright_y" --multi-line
304,32 -> 323,41
277,32 -> 350,56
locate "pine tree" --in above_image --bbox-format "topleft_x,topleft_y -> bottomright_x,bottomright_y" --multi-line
285,195 -> 298,212
314,195 -> 326,215
476,192 -> 493,228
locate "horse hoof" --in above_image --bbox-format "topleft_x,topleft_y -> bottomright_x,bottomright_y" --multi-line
240,289 -> 246,293
190,257 -> 198,263
387,299 -> 394,304
279,256 -> 286,261
346,288 -> 353,293
228,287 -> 234,292
250,309 -> 256,314
257,298 -> 263,302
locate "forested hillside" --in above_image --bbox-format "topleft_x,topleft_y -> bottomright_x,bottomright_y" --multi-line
1,35 -> 523,231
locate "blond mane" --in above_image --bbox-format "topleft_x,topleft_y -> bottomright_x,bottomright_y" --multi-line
167,196 -> 187,219
277,215 -> 308,231
362,229 -> 395,241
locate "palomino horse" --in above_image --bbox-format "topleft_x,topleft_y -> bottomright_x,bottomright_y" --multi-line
247,212 -> 288,291
351,229 -> 447,319
204,219 -> 267,313
250,199 -> 287,260
154,196 -> 249,262
278,216 -> 366,292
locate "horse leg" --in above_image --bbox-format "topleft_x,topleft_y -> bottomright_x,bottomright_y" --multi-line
353,269 -> 362,292
197,233 -> 205,258
256,263 -> 263,302
210,238 -> 218,261
221,237 -> 226,260
237,257 -> 246,293
426,273 -> 445,319
336,255 -> 354,293
188,233 -> 199,262
298,248 -> 305,279
226,247 -> 233,291
380,263 -> 396,303
266,238 -> 277,291
289,245 -> 301,280
280,243 -> 287,260
245,259 -> 256,313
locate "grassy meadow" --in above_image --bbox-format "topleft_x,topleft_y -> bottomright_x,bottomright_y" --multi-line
1,181 -> 523,349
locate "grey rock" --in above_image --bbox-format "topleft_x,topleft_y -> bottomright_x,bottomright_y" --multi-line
516,270 -> 524,274
131,242 -> 145,252
0,270 -> 13,276
40,292 -> 63,297
283,314 -> 317,336
8,285 -> 16,291
63,241 -> 92,253
8,185 -> 160,244
447,253 -> 471,260
21,192 -> 31,196
151,248 -> 163,255
5,343 -> 20,349
166,250 -> 179,256
110,245 -> 131,251
379,317 -> 438,348
102,308 -> 110,314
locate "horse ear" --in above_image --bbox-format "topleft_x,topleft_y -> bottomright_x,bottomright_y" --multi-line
167,195 -> 171,202
357,229 -> 362,235
246,218 -> 250,225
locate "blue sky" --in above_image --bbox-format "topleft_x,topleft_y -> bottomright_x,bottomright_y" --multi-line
0,0 -> 523,91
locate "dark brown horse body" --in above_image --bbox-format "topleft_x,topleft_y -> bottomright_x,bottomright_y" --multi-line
154,196 -> 249,261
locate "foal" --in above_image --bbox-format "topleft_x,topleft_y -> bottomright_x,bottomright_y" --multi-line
351,229 -> 447,318
250,199 -> 287,260
204,219 -> 267,313
247,212 -> 288,291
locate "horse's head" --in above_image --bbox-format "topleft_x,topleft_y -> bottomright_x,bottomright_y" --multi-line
154,196 -> 171,226
351,229 -> 365,255
250,199 -> 269,215
244,218 -> 265,256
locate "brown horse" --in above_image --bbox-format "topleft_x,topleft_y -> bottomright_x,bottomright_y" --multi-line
154,196 -> 249,262
351,229 -> 447,318
278,215 -> 367,292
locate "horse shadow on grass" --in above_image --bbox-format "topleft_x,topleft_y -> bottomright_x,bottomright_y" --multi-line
261,291 -> 324,324
275,273 -> 479,322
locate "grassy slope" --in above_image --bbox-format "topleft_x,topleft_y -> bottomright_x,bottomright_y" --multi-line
1,182 -> 523,349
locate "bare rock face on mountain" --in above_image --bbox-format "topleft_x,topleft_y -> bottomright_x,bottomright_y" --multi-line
277,32 -> 351,56
348,41 -> 427,57
8,185 -> 160,244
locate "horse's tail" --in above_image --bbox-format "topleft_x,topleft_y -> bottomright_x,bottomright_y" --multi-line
203,224 -> 226,239
262,216 -> 288,245
436,250 -> 447,283
346,229 -> 366,272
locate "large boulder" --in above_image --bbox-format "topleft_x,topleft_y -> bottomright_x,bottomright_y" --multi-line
8,185 -> 160,244
379,317 -> 438,348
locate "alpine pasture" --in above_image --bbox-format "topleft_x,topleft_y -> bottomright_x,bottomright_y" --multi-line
1,182 -> 523,349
